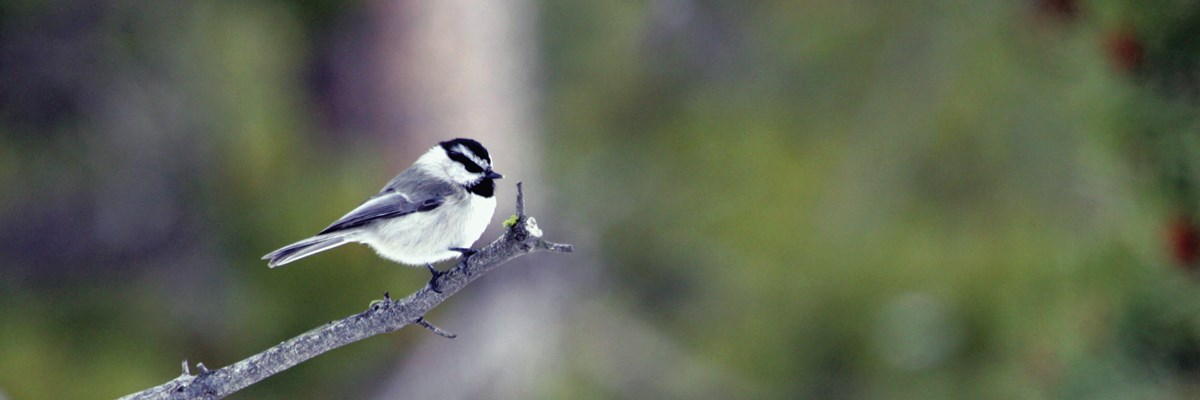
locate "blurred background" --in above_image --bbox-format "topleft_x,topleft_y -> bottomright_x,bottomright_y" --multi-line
3,0 -> 1200,398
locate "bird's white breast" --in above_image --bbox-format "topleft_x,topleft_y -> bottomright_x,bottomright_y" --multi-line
460,194 -> 497,248
359,192 -> 495,266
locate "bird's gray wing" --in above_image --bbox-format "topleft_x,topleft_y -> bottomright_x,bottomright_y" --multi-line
317,192 -> 445,235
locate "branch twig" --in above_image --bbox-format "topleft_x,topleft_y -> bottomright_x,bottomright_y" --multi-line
415,317 -> 457,339
119,182 -> 572,400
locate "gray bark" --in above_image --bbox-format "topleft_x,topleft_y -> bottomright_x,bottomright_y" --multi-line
118,183 -> 572,400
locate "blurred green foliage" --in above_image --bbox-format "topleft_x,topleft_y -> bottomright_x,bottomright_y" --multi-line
543,0 -> 1200,398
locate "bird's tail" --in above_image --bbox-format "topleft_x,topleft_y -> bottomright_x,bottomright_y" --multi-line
262,232 -> 353,268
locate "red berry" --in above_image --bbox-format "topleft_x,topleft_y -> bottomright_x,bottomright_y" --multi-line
1105,28 -> 1144,74
1169,218 -> 1200,267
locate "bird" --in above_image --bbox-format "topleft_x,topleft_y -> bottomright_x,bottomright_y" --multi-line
262,138 -> 503,292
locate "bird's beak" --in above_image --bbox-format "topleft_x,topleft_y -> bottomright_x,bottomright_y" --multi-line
485,170 -> 504,180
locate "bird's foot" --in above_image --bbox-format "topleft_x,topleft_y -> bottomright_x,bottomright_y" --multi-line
449,247 -> 477,261
426,263 -> 445,294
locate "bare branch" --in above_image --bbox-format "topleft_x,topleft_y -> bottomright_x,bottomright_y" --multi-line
119,183 -> 572,400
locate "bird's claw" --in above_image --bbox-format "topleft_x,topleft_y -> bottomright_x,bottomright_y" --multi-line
449,247 -> 477,257
426,249 -> 477,293
425,263 -> 445,293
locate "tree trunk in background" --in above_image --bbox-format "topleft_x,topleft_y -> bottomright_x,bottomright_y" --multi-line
368,1 -> 575,398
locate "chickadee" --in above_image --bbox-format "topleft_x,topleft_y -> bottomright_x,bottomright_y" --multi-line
263,138 -> 503,292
